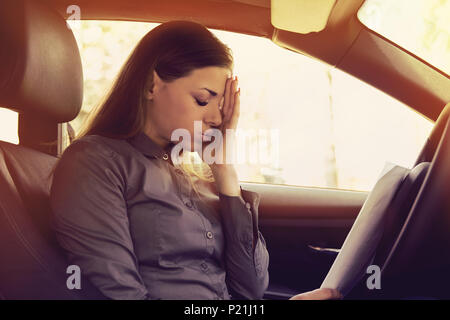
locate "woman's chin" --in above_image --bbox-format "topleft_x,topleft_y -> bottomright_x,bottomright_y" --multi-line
191,138 -> 212,151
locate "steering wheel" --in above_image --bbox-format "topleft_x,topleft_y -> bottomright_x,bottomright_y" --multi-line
320,103 -> 450,297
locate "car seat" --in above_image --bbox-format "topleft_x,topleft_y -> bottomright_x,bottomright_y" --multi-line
0,0 -> 106,299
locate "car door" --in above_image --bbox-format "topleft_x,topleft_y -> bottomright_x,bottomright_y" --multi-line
242,182 -> 367,299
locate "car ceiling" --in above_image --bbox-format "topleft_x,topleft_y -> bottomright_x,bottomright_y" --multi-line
40,0 -> 450,121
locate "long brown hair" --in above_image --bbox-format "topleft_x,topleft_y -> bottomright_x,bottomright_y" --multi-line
77,20 -> 233,139
50,20 -> 234,196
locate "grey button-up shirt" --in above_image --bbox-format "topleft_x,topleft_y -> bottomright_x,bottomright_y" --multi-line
49,131 -> 269,300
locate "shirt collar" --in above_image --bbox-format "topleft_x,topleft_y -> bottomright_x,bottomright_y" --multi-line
126,131 -> 174,160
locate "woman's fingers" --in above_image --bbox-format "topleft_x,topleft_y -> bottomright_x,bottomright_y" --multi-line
229,87 -> 240,128
223,76 -> 233,122
228,77 -> 238,121
223,76 -> 239,125
289,288 -> 343,300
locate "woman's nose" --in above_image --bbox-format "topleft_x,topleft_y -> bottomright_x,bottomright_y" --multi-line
205,104 -> 222,128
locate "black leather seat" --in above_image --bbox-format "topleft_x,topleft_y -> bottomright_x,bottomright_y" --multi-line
0,141 -> 104,299
0,0 -> 105,299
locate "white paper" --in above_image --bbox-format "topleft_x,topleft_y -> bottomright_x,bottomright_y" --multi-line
320,162 -> 410,296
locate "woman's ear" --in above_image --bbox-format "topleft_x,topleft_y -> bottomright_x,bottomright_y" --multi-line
145,69 -> 161,101
146,87 -> 154,101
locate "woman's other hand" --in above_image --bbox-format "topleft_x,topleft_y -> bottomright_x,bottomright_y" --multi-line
289,288 -> 343,300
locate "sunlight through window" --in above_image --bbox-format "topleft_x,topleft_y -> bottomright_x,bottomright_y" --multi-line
67,20 -> 434,191
0,109 -> 18,144
358,0 -> 450,75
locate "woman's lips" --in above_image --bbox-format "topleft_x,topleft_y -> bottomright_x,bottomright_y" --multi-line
202,133 -> 212,140
193,132 -> 215,143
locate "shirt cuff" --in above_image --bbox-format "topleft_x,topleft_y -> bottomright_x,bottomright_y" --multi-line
218,186 -> 261,250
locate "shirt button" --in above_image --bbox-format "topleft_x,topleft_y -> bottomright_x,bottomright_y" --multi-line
201,262 -> 208,270
245,202 -> 251,209
185,201 -> 193,209
206,231 -> 213,239
162,153 -> 169,160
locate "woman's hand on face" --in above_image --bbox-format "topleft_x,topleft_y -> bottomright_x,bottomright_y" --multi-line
209,75 -> 240,169
208,75 -> 241,196
289,288 -> 343,300
221,75 -> 240,132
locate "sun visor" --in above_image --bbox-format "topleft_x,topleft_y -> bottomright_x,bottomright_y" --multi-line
271,0 -> 336,34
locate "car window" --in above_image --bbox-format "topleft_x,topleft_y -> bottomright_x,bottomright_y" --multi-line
358,0 -> 450,75
67,20 -> 434,192
0,109 -> 19,144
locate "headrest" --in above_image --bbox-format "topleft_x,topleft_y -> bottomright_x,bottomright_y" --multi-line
0,0 -> 83,123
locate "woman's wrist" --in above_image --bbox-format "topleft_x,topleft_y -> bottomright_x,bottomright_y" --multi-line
210,164 -> 241,196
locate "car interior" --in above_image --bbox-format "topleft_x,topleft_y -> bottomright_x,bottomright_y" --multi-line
0,0 -> 449,300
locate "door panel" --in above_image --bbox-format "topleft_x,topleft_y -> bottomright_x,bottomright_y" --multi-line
241,182 -> 368,299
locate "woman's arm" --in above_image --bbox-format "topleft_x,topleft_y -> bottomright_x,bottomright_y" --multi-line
208,75 -> 269,299
212,165 -> 270,300
50,139 -> 152,300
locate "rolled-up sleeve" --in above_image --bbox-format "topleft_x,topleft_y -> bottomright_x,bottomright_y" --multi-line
49,140 -> 151,300
218,187 -> 270,300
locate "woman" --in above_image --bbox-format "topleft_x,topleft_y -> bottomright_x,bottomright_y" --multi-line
49,20 -> 269,300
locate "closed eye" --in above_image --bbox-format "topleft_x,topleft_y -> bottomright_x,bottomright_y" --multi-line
195,98 -> 208,107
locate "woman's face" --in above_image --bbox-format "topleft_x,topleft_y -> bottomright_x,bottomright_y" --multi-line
145,66 -> 231,152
